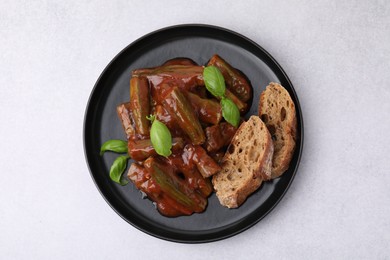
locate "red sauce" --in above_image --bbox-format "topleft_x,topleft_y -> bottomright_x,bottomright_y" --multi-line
122,57 -> 253,217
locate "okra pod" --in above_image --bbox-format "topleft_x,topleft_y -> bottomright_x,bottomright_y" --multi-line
182,167 -> 213,197
128,137 -> 185,161
154,105 -> 183,136
186,92 -> 222,125
127,163 -> 151,188
209,150 -> 225,164
116,102 -> 135,140
159,194 -> 194,216
192,145 -> 222,178
168,152 -> 213,197
132,65 -> 204,92
205,122 -> 238,152
127,163 -> 183,216
207,54 -> 253,102
144,157 -> 207,213
130,77 -> 150,136
162,58 -> 197,66
162,87 -> 205,145
225,89 -> 247,113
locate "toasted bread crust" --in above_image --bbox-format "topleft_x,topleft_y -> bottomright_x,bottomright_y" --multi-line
259,82 -> 297,178
212,116 -> 274,208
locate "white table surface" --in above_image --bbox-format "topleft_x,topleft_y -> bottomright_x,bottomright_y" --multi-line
1,1 -> 389,259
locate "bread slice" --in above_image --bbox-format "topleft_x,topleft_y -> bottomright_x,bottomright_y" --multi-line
212,116 -> 274,208
259,82 -> 297,179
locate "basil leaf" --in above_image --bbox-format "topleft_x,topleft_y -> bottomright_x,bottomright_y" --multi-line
221,97 -> 240,127
109,155 -> 129,185
149,117 -> 172,157
203,66 -> 226,98
100,140 -> 128,155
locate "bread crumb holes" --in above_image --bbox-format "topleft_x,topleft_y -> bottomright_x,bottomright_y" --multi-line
281,107 -> 286,121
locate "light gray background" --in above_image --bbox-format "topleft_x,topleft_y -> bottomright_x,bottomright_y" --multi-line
1,1 -> 389,259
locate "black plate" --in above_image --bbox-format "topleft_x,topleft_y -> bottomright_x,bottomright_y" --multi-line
83,24 -> 303,243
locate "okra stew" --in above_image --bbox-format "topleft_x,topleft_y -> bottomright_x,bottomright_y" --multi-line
105,54 -> 253,217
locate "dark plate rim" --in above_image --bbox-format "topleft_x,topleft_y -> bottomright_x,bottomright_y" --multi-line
83,23 -> 304,243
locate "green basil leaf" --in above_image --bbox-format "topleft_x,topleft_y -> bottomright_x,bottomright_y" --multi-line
100,140 -> 128,155
203,66 -> 226,98
149,117 -> 172,157
109,155 -> 129,185
221,97 -> 240,127
118,176 -> 129,185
